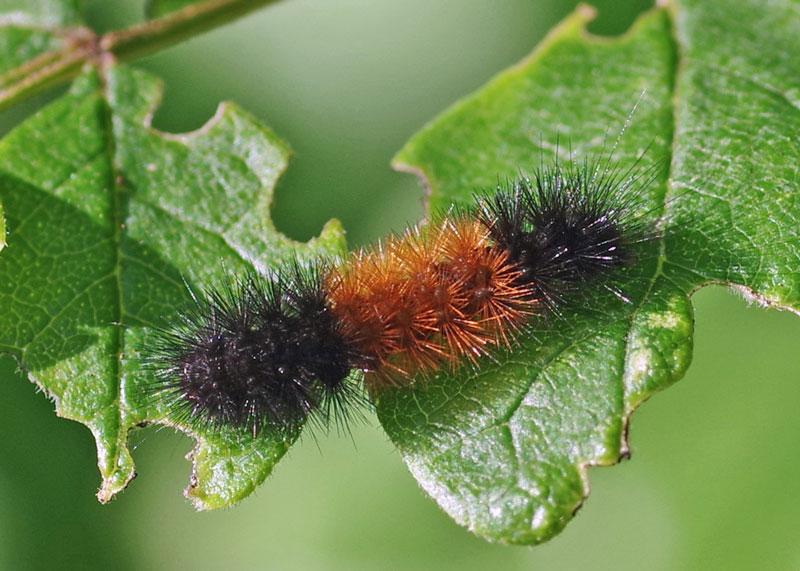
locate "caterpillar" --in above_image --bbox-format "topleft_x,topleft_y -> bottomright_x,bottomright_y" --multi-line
147,156 -> 658,437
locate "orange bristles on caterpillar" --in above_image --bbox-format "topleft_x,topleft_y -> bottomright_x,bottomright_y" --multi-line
146,157 -> 656,435
326,217 -> 537,388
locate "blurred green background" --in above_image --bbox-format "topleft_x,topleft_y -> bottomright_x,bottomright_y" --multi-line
1,1 -> 799,569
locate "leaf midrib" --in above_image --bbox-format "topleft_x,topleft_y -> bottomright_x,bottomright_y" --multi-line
398,10 -> 681,510
98,70 -> 127,458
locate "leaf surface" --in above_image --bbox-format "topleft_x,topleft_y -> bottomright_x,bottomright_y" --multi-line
0,64 -> 346,507
0,1 -> 87,95
380,0 -> 799,544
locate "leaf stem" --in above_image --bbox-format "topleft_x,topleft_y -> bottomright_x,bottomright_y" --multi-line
0,0 -> 284,111
102,0 -> 283,60
0,48 -> 90,110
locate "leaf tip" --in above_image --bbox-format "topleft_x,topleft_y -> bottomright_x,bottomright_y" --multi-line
574,3 -> 599,22
183,477 -> 213,511
182,439 -> 218,511
96,467 -> 137,504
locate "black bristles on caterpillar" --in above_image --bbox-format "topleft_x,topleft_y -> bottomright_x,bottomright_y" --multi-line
146,155 -> 659,437
148,262 -> 366,437
475,158 -> 657,307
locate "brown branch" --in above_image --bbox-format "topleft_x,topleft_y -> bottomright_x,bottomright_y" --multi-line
0,0 -> 283,111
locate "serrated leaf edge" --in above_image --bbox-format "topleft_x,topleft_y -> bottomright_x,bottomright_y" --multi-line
388,5 -> 697,545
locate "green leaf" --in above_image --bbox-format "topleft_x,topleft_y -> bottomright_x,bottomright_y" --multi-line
0,65 -> 346,507
381,0 -> 799,545
0,1 -> 87,98
0,0 -> 81,73
0,1 -> 279,111
0,0 -> 81,26
669,0 -> 800,306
